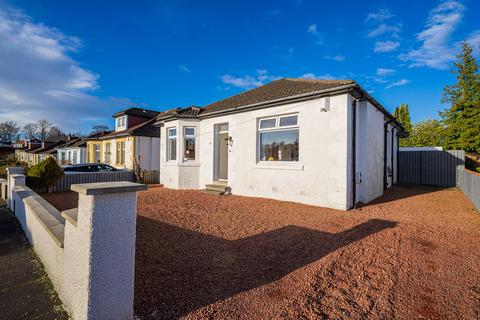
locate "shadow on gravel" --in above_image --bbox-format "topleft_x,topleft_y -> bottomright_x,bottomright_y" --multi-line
134,218 -> 396,319
360,185 -> 447,207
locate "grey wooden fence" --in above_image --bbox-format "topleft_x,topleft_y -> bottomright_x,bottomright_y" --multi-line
139,170 -> 160,185
398,150 -> 465,187
51,170 -> 135,192
458,169 -> 480,211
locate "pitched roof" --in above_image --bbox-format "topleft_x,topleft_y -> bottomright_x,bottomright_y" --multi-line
113,107 -> 160,119
202,78 -> 356,114
156,106 -> 201,121
31,140 -> 67,154
92,118 -> 159,140
55,137 -> 86,149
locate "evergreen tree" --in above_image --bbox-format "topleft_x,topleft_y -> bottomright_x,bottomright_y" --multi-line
441,41 -> 480,152
394,103 -> 412,135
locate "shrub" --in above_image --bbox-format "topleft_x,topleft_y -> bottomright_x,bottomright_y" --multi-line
26,157 -> 63,192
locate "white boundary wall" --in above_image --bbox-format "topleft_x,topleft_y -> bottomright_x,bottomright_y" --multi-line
7,169 -> 146,320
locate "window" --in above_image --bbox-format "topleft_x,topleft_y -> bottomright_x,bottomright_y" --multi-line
116,116 -> 126,130
116,141 -> 125,165
167,128 -> 177,161
258,114 -> 299,162
184,127 -> 196,161
93,144 -> 101,163
105,143 -> 111,163
72,150 -> 77,163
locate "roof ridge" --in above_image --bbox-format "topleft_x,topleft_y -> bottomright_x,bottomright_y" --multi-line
283,77 -> 354,82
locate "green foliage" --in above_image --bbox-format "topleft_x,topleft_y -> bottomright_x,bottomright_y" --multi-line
26,157 -> 63,191
400,119 -> 445,148
394,103 -> 412,135
440,41 -> 480,152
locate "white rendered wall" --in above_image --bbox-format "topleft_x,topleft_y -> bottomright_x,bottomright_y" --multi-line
10,176 -> 143,320
160,95 -> 351,209
159,119 -> 200,189
135,136 -> 160,170
355,101 -> 385,204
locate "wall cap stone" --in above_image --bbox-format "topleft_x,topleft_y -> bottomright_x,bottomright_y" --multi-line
71,181 -> 147,195
61,208 -> 78,227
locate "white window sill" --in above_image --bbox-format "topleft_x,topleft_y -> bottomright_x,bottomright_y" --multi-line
253,162 -> 304,171
165,162 -> 200,167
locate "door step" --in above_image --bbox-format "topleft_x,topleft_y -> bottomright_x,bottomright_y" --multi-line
203,183 -> 231,195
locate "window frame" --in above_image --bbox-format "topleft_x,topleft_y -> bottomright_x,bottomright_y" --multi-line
257,113 -> 300,163
167,127 -> 177,162
93,144 -> 101,163
183,126 -> 196,162
116,141 -> 125,165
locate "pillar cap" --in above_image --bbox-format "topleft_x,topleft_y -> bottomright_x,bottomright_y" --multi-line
71,181 -> 147,195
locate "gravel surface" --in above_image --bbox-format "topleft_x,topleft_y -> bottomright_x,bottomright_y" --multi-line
41,186 -> 480,319
135,186 -> 480,320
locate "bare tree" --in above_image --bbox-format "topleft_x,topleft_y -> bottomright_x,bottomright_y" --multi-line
23,122 -> 38,140
0,121 -> 20,142
48,126 -> 64,138
37,119 -> 52,140
90,125 -> 110,135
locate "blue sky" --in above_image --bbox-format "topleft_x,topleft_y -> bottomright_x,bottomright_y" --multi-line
0,0 -> 479,133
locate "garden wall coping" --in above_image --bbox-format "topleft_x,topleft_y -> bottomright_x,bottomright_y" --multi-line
71,181 -> 147,195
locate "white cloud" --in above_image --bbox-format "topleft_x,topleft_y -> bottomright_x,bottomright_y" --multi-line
300,73 -> 336,80
386,79 -> 410,89
374,40 -> 400,52
399,0 -> 465,69
367,23 -> 401,38
324,55 -> 345,61
376,68 -> 396,76
219,70 -> 281,89
307,24 -> 318,35
365,9 -> 393,23
307,24 -> 323,45
178,64 -> 191,72
0,8 -> 132,133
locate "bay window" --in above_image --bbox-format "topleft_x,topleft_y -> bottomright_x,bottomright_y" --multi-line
183,127 -> 196,161
258,114 -> 299,162
167,128 -> 177,161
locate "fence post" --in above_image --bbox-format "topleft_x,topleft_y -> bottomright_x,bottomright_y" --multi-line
7,170 -> 26,210
64,181 -> 147,320
6,167 -> 24,208
0,178 -> 7,201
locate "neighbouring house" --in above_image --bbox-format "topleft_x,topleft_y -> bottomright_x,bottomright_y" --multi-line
13,139 -> 28,149
15,138 -> 42,163
27,137 -> 68,166
16,140 -> 41,165
55,136 -> 86,166
156,78 -> 403,210
85,108 -> 160,171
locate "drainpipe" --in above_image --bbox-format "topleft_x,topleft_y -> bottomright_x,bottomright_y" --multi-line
351,96 -> 366,209
396,130 -> 400,185
384,119 -> 394,191
351,99 -> 357,209
390,124 -> 399,186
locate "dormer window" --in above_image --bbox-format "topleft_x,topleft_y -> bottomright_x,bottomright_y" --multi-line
116,115 -> 127,131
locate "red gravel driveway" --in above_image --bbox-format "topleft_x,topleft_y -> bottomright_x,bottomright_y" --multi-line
134,186 -> 480,320
41,187 -> 480,319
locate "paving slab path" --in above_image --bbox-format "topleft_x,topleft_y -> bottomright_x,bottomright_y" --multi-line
0,199 -> 68,320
